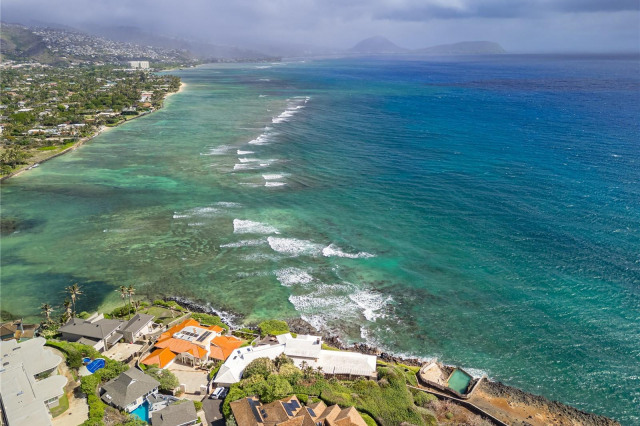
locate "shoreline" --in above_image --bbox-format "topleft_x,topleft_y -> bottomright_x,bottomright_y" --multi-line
0,81 -> 185,183
165,295 -> 619,426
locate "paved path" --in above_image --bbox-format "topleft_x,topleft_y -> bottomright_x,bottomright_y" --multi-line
202,398 -> 224,426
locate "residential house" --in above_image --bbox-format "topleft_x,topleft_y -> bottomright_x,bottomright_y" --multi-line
0,320 -> 40,341
100,368 -> 159,412
214,334 -> 377,387
59,312 -> 154,352
230,395 -> 368,426
141,318 -> 230,369
0,338 -> 68,426
151,400 -> 198,426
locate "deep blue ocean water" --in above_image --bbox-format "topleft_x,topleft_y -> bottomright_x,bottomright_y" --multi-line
2,55 -> 639,422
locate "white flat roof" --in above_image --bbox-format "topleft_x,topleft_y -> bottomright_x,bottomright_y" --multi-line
0,337 -> 63,376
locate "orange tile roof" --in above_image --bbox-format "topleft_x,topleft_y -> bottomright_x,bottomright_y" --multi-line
155,337 -> 208,359
210,335 -> 243,361
159,318 -> 202,340
142,347 -> 176,368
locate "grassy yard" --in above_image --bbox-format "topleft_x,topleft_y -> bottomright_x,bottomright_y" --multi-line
50,392 -> 70,417
137,306 -> 186,325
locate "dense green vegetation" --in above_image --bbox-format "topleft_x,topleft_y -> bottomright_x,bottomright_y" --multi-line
0,63 -> 180,175
258,319 -> 290,337
221,355 -> 437,426
145,366 -> 180,393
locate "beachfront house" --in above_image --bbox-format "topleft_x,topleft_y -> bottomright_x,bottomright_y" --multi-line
231,395 -> 368,426
141,318 -> 242,369
150,400 -> 198,426
214,333 -> 377,386
59,312 -> 154,352
0,338 -> 68,426
100,368 -> 159,412
0,319 -> 40,341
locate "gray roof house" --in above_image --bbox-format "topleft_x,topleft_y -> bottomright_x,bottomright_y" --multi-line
100,368 -> 159,412
0,338 -> 68,426
151,401 -> 198,426
59,312 -> 154,352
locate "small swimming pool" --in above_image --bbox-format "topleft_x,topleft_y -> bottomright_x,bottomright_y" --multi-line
131,401 -> 150,423
447,369 -> 472,394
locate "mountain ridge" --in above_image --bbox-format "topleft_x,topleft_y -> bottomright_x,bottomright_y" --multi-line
349,36 -> 506,55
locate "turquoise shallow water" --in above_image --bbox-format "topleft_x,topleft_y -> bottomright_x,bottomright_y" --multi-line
2,56 -> 639,422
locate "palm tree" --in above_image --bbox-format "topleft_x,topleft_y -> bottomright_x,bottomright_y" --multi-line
66,283 -> 83,317
126,285 -> 136,319
40,303 -> 54,324
117,285 -> 128,317
62,299 -> 72,323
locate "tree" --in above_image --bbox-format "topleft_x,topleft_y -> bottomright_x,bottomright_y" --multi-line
61,299 -> 72,323
262,374 -> 293,403
66,283 -> 83,317
243,357 -> 276,380
126,285 -> 136,318
40,303 -> 54,324
117,285 -> 128,318
146,367 -> 179,393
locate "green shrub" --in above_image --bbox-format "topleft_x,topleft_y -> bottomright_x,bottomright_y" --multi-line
222,386 -> 247,418
278,363 -> 302,385
296,394 -> 309,404
243,357 -> 276,380
77,311 -> 91,319
257,319 -> 289,337
193,400 -> 202,411
412,390 -> 437,408
361,412 -> 378,426
262,375 -> 293,403
238,375 -> 268,397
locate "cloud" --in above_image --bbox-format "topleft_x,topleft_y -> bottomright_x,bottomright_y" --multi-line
1,0 -> 638,52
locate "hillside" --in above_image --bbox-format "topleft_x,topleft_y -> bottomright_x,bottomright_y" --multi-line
0,23 -> 60,64
349,36 -> 408,54
415,41 -> 506,55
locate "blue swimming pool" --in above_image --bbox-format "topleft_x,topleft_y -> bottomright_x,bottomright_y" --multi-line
130,401 -> 150,423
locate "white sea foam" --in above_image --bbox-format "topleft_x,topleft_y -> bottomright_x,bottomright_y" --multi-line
265,182 -> 286,187
238,157 -> 260,163
262,174 -> 285,180
233,163 -> 259,170
202,145 -> 232,156
267,237 -> 324,257
259,94 -> 268,98
237,150 -> 254,155
258,78 -> 271,81
187,222 -> 205,226
274,267 -> 314,287
348,290 -> 391,322
220,239 -> 267,248
255,65 -> 272,69
322,244 -> 375,259
233,219 -> 280,234
249,134 -> 270,145
172,214 -> 189,219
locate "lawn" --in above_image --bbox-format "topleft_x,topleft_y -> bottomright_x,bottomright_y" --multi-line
50,392 -> 70,417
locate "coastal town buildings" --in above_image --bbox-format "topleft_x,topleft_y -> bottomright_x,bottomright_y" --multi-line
231,395 -> 368,426
0,320 -> 40,341
128,61 -> 150,69
0,338 -> 68,426
58,312 -> 154,351
214,333 -> 377,386
141,318 -> 242,369
100,367 -> 160,412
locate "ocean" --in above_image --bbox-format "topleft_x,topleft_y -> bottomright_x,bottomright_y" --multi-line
1,55 -> 639,423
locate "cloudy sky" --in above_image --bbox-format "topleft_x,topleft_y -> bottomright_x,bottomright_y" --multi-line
2,0 -> 639,52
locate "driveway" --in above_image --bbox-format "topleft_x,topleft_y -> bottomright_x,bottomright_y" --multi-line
168,363 -> 209,399
202,398 -> 224,426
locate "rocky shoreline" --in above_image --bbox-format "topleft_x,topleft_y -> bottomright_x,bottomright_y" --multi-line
165,296 -> 618,426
